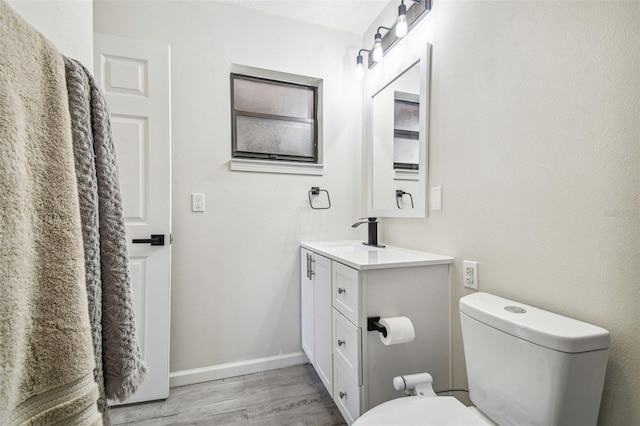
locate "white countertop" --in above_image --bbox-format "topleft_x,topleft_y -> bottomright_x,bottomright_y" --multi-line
301,240 -> 454,271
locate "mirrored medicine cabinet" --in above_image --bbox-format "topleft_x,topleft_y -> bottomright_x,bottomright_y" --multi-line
368,44 -> 431,218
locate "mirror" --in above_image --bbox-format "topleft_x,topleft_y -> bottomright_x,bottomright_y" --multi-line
368,45 -> 430,218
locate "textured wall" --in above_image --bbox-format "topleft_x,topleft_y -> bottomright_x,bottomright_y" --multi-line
94,1 -> 363,373
363,1 -> 639,424
7,0 -> 93,70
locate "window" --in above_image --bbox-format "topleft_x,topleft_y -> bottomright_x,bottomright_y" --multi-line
231,73 -> 318,163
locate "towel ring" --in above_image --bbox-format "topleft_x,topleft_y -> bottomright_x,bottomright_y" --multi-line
396,190 -> 414,209
309,187 -> 331,210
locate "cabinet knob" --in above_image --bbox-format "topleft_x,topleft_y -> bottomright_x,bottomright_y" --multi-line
339,391 -> 347,399
337,339 -> 345,347
338,287 -> 346,294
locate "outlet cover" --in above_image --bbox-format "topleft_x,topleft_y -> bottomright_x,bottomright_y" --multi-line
431,186 -> 442,211
192,193 -> 205,212
463,260 -> 478,290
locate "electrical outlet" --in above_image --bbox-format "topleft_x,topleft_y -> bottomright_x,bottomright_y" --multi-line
463,260 -> 478,290
192,193 -> 205,212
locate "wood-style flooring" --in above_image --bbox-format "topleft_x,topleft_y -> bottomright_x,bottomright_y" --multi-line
109,363 -> 347,425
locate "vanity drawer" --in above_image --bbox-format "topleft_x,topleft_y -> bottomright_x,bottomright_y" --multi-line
332,308 -> 362,385
332,261 -> 360,325
333,357 -> 361,424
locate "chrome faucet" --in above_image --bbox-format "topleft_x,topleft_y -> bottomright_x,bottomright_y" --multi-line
352,217 -> 385,248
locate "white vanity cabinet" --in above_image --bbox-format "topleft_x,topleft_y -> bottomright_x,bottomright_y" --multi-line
301,248 -> 333,396
301,241 -> 454,425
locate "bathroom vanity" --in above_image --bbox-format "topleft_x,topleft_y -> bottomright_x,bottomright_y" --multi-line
300,241 -> 454,424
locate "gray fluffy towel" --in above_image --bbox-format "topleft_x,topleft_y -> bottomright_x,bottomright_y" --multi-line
64,57 -> 148,420
0,1 -> 101,425
64,57 -> 109,423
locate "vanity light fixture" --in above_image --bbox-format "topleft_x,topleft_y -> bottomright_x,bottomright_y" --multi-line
396,0 -> 420,38
396,1 -> 408,37
373,26 -> 392,63
355,49 -> 370,80
355,0 -> 431,78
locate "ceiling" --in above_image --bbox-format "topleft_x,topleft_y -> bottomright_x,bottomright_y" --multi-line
220,0 -> 392,35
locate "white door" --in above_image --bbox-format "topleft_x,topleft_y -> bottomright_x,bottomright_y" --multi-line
301,248 -> 315,363
312,253 -> 333,396
94,33 -> 172,404
301,250 -> 333,395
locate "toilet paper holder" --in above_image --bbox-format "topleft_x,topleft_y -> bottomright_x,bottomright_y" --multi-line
367,316 -> 388,338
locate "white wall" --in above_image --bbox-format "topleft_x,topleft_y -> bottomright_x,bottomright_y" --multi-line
94,1 -> 363,377
7,0 -> 93,70
363,1 -> 639,425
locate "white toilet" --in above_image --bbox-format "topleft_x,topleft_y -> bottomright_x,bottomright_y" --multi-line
354,292 -> 610,426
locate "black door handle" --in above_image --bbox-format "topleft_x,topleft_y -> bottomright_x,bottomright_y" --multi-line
132,234 -> 165,246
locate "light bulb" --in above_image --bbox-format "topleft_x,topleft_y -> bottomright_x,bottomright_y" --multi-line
396,6 -> 408,38
372,34 -> 384,63
355,55 -> 364,80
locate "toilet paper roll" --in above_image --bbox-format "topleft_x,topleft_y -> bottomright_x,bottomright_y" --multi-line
379,316 -> 415,346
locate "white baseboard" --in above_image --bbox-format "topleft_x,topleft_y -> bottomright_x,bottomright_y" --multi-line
169,352 -> 308,388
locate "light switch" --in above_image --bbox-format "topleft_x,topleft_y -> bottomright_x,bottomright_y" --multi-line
431,186 -> 442,211
192,193 -> 205,212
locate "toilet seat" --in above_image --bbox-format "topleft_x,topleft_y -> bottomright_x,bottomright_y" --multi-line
354,396 -> 491,426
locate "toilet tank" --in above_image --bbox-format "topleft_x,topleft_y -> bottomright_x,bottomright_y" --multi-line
459,292 -> 610,426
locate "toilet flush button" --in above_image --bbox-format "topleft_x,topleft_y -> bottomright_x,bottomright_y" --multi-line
505,306 -> 527,314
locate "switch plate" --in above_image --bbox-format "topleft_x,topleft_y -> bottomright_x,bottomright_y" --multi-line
463,260 -> 478,289
192,193 -> 205,212
431,186 -> 442,211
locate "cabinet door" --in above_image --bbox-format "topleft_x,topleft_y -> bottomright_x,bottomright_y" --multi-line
300,248 -> 314,363
312,253 -> 333,396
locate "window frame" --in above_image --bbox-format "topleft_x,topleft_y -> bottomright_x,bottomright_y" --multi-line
230,73 -> 319,163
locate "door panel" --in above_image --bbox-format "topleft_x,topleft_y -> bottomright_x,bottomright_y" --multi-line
301,248 -> 314,363
313,253 -> 333,396
94,33 -> 171,404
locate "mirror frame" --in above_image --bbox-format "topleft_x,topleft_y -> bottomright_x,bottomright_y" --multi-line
368,44 -> 431,218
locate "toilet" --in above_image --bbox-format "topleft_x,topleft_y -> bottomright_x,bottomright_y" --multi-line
354,292 -> 610,426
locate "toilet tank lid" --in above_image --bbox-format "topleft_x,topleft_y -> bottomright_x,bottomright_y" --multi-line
460,292 -> 610,353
